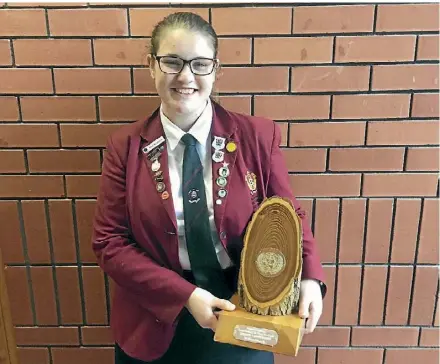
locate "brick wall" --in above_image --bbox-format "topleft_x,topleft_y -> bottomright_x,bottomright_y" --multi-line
0,2 -> 439,364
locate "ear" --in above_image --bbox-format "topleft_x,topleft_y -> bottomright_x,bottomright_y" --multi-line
146,54 -> 155,79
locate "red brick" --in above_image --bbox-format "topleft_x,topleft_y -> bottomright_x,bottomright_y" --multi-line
320,266 -> 336,325
412,93 -> 439,118
18,348 -> 50,364
314,199 -> 339,264
255,95 -> 330,120
60,123 -> 123,147
21,96 -> 96,122
81,326 -> 113,345
289,174 -> 361,198
339,199 -> 366,263
0,201 -> 24,264
364,199 -> 394,263
129,8 -> 209,36
290,122 -> 365,147
0,96 -> 19,121
367,121 -> 439,146
276,347 -> 316,364
330,148 -> 404,171
360,266 -> 387,325
282,148 -> 326,172
94,38 -> 149,66
418,199 -> 440,264
0,176 -> 64,198
66,175 -> 100,198
56,266 -> 83,324
293,5 -> 374,33
0,150 -> 25,173
302,327 -> 350,347
28,150 -> 101,173
254,37 -> 333,64
277,122 -> 288,147
333,94 -> 410,119
5,267 -> 33,325
216,96 -> 251,116
82,266 -> 108,324
0,124 -> 59,147
363,173 -> 438,197
352,327 -> 419,346
0,68 -> 53,94
0,9 -> 47,36
390,199 -> 421,263
99,96 -> 160,121
420,328 -> 439,347
14,39 -> 92,66
373,64 -> 439,91
292,66 -> 369,92
386,266 -> 413,325
212,7 -> 291,35
30,266 -> 57,325
133,68 -> 157,94
385,349 -> 438,364
8,2 -> 87,7
218,38 -> 251,64
406,147 -> 440,172
15,327 -> 79,346
335,266 -> 361,325
51,347 -> 113,364
417,35 -> 440,61
22,200 -> 51,264
76,200 -> 97,263
0,39 -> 11,65
377,4 -> 440,32
318,347 -> 384,364
54,68 -> 132,94
335,35 -> 416,62
217,67 -> 289,93
48,9 -> 128,36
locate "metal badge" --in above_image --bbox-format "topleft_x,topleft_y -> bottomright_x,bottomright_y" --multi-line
212,150 -> 224,163
219,166 -> 230,178
155,175 -> 164,182
152,160 -> 161,172
188,189 -> 200,204
156,182 -> 166,193
216,177 -> 227,188
218,189 -> 227,198
154,170 -> 163,178
161,191 -> 169,200
226,141 -> 237,153
144,136 -> 165,154
216,199 -> 222,205
212,136 -> 226,150
245,171 -> 257,195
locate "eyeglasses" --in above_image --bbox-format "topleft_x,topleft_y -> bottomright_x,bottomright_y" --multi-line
154,55 -> 218,76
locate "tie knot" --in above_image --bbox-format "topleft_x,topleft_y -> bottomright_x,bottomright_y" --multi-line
181,133 -> 197,147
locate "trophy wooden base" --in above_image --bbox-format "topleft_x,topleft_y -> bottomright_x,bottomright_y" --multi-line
214,294 -> 305,357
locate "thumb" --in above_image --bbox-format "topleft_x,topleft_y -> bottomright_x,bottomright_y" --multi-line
213,298 -> 236,311
298,297 -> 311,319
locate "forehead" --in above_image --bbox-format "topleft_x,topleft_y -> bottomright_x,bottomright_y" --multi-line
157,28 -> 215,59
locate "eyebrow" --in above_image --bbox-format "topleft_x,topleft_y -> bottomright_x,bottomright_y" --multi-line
160,54 -> 214,60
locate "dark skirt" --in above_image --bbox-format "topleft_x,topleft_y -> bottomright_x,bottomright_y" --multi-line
115,269 -> 274,364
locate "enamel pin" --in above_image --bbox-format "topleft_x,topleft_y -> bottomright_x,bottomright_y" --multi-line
212,136 -> 226,150
245,171 -> 257,195
188,189 -> 200,204
151,160 -> 161,172
226,141 -> 237,153
212,150 -> 224,163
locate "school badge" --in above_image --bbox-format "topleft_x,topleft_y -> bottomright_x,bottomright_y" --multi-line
245,171 -> 257,195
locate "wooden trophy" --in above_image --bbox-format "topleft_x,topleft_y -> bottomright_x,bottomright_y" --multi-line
214,196 -> 304,356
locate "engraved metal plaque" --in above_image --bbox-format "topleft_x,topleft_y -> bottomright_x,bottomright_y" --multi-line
233,325 -> 279,347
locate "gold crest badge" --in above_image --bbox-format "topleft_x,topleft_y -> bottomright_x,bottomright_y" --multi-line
245,171 -> 257,195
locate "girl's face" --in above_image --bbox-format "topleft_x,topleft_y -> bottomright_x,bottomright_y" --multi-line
148,28 -> 217,119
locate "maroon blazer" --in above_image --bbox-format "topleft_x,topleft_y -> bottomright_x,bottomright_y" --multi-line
92,101 -> 325,361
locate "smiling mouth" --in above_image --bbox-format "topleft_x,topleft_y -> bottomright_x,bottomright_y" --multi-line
172,88 -> 197,95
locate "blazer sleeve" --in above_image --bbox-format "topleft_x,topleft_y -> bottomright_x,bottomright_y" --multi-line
92,134 -> 196,324
266,122 -> 327,296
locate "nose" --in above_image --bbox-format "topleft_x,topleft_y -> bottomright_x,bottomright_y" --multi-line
176,62 -> 194,82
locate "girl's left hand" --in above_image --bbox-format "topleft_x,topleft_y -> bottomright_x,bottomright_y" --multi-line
298,279 -> 323,334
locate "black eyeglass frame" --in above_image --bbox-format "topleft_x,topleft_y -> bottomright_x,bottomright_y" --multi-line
153,55 -> 219,76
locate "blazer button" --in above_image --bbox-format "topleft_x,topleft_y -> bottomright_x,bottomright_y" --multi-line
155,318 -> 160,323
220,231 -> 227,239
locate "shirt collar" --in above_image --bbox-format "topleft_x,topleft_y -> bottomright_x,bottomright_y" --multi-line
160,99 -> 213,151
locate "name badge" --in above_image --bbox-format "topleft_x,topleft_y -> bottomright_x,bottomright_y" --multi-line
143,136 -> 165,154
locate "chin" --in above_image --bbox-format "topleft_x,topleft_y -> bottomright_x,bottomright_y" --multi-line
169,99 -> 204,116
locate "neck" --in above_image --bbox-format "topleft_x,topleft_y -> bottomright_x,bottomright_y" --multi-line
162,101 -> 208,132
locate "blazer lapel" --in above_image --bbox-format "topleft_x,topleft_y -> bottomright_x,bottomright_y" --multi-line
140,110 -> 177,231
210,102 -> 238,236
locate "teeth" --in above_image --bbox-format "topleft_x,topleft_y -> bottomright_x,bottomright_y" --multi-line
175,88 -> 195,94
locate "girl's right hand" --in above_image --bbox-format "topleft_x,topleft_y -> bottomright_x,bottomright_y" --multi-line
185,287 -> 236,331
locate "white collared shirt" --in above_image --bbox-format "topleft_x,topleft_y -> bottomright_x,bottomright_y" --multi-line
160,100 -> 233,270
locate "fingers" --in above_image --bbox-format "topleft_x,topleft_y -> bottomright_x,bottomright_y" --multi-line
298,296 -> 311,319
213,298 -> 236,311
304,304 -> 318,334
